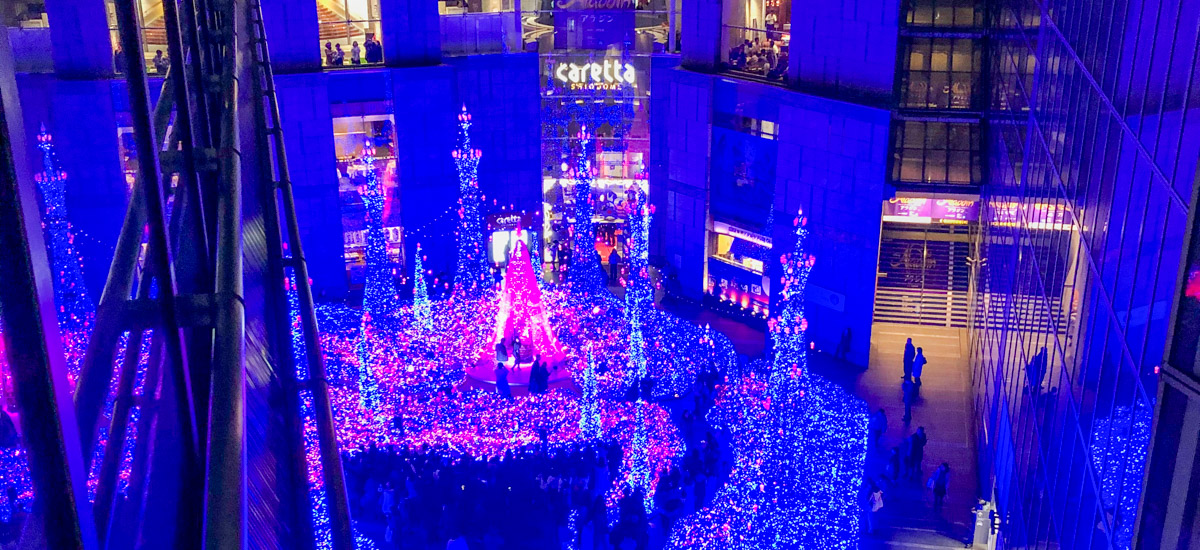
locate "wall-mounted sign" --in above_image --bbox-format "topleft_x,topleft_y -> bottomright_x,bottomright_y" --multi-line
554,0 -> 635,10
883,197 -> 1071,231
931,199 -> 979,223
554,60 -> 638,91
487,212 -> 534,232
882,197 -> 933,223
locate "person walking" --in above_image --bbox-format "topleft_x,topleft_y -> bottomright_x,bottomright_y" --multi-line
928,463 -> 950,511
608,248 -> 621,284
902,338 -> 915,381
868,408 -> 887,448
910,427 -> 928,478
912,347 -> 927,390
901,378 -> 917,423
866,483 -> 884,534
835,327 -> 852,362
899,436 -> 914,479
885,447 -> 902,483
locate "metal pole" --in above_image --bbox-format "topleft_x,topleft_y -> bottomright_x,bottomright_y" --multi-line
202,0 -> 247,547
0,29 -> 99,550
73,76 -> 176,472
113,1 -> 205,546
250,3 -> 355,548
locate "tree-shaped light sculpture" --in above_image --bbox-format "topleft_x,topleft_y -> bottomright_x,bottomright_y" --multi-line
451,105 -> 492,297
35,125 -> 95,380
564,125 -> 606,293
578,349 -> 601,440
412,243 -> 432,333
359,141 -> 399,318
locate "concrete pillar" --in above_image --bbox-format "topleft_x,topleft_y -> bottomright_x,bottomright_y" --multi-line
45,0 -> 114,78
769,94 -> 888,367
274,73 -> 348,299
681,0 -> 721,72
390,66 -> 457,283
45,79 -> 126,298
653,69 -> 715,301
380,0 -> 441,67
262,0 -> 322,74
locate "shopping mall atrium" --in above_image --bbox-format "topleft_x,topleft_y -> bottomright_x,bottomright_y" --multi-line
0,0 -> 1198,548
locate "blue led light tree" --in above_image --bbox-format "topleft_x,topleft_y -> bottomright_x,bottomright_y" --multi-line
359,141 -> 399,318
35,125 -> 95,378
666,208 -> 867,549
412,243 -> 432,333
623,185 -> 652,311
530,233 -> 546,290
578,349 -> 601,439
451,106 -> 492,297
565,126 -> 606,294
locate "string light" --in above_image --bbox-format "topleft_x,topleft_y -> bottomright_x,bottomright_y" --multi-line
412,243 -> 432,333
577,349 -> 601,440
565,126 -> 606,294
452,105 -> 492,297
667,209 -> 868,549
1090,402 -> 1152,548
34,124 -> 95,381
358,141 -> 399,319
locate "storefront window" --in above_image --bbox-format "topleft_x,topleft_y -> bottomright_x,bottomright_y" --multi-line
333,113 -> 401,288
317,0 -> 383,67
706,221 -> 771,317
106,0 -> 169,74
900,38 -> 981,110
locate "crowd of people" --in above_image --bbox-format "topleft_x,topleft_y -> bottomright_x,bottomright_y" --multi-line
344,423 -> 727,549
727,38 -> 788,80
324,35 -> 383,67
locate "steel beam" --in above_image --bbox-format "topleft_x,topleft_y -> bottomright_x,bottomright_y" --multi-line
113,1 -> 205,547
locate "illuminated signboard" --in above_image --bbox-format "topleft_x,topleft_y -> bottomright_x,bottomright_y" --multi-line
882,197 -> 933,223
554,60 -> 637,91
882,197 -> 1071,230
931,199 -> 979,223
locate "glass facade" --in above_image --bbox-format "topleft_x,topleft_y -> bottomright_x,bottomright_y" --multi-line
971,0 -> 1200,548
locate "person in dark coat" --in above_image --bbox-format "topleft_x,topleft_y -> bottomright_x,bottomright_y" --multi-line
902,338 -> 916,381
494,362 -> 512,400
901,378 -> 917,423
909,426 -> 928,477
